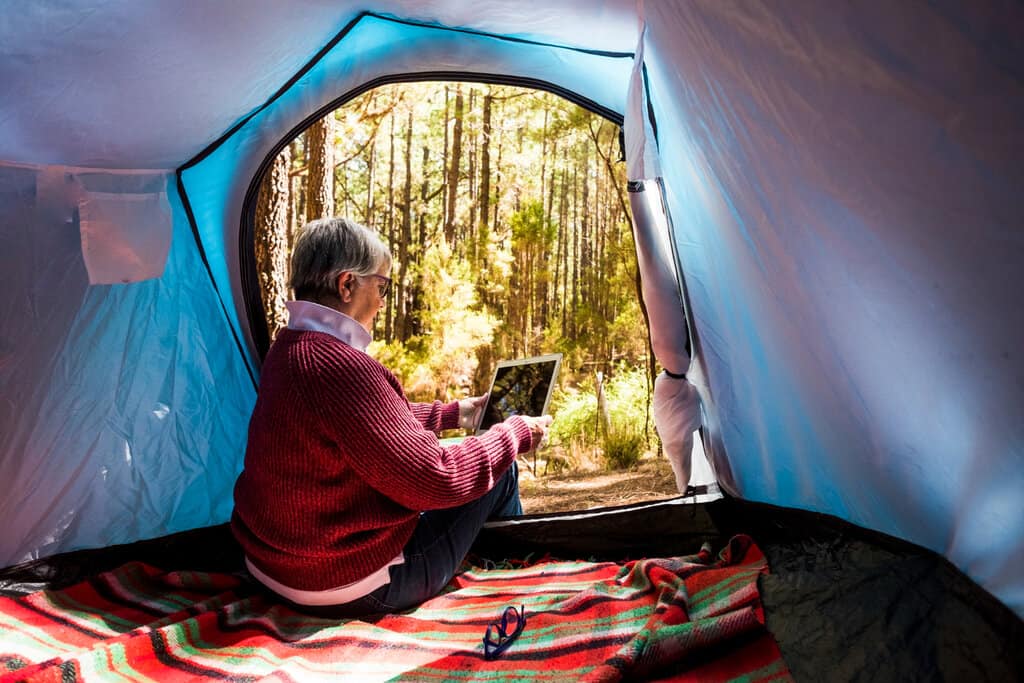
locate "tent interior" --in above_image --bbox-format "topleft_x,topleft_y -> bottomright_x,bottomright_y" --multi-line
1,1 -> 1022,680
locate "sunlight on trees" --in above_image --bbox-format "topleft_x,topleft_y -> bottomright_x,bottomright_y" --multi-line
254,81 -> 661,473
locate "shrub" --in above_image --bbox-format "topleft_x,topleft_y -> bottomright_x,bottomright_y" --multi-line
548,383 -> 599,448
546,364 -> 660,472
370,243 -> 498,402
603,421 -> 644,470
601,365 -> 657,469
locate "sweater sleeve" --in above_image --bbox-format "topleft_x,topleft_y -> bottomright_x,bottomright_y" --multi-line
409,400 -> 460,433
305,347 -> 533,511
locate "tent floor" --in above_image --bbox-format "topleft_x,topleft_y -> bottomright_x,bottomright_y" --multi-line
2,496 -> 1021,682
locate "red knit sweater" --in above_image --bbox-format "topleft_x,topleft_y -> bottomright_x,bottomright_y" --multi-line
231,328 -> 534,591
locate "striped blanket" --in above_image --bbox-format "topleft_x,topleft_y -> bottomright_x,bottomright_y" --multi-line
0,535 -> 789,682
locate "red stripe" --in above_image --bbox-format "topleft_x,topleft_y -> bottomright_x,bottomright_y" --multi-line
0,535 -> 790,682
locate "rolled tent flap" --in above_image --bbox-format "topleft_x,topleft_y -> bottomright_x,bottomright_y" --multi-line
653,371 -> 701,492
624,27 -> 703,493
624,26 -> 661,181
627,182 -> 703,493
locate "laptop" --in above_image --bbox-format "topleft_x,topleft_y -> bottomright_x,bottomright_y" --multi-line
475,353 -> 562,435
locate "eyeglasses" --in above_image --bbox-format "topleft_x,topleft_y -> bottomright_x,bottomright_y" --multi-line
359,273 -> 391,298
483,604 -> 526,660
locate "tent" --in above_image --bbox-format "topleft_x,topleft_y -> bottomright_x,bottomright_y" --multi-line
1,1 -> 1021,679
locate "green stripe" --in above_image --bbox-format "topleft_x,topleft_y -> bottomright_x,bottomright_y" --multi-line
689,569 -> 759,609
459,561 -> 598,580
160,617 -> 286,674
42,590 -> 139,633
334,604 -> 647,650
159,602 -> 652,677
83,641 -> 158,683
111,564 -> 193,613
0,610 -> 82,654
405,665 -> 599,681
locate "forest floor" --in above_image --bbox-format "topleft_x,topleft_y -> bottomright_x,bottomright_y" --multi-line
517,454 -> 680,514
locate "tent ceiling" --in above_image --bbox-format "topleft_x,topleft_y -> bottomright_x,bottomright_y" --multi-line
0,0 -> 638,169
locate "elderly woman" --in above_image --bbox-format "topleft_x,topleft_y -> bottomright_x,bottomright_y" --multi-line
232,217 -> 550,616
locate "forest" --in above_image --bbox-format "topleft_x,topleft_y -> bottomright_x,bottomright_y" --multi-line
253,81 -> 665,476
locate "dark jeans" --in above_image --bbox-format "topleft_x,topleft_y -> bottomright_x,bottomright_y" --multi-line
291,461 -> 522,619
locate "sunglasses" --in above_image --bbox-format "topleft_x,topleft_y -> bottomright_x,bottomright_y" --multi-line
359,273 -> 391,298
483,604 -> 526,660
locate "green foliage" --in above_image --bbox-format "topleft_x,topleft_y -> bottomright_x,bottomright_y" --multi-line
549,383 -> 599,449
510,201 -> 556,246
603,422 -> 644,470
371,243 -> 498,402
547,365 -> 657,471
603,364 -> 652,430
600,365 -> 655,470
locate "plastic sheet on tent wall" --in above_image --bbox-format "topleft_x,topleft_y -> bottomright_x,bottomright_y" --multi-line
76,171 -> 173,284
0,164 -> 256,568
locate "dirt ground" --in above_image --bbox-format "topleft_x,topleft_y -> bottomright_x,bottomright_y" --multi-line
517,455 -> 680,514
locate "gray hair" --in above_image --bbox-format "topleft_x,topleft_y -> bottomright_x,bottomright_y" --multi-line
290,217 -> 392,303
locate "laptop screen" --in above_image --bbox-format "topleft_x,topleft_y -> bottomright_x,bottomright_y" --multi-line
476,354 -> 562,435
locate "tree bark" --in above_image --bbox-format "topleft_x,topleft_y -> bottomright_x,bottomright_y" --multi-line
255,146 -> 292,338
365,132 -> 376,229
477,89 -> 493,270
445,84 -> 464,246
398,109 -> 413,341
385,112 -> 397,341
306,115 -> 334,221
467,88 -> 477,248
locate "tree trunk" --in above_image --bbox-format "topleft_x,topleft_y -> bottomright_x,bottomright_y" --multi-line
442,87 -> 450,237
571,166 -> 580,340
306,115 -> 334,221
477,89 -> 493,269
445,84 -> 464,246
411,143 -> 430,337
493,125 -> 504,232
255,146 -> 292,338
467,88 -> 477,249
542,148 -> 556,325
398,109 -> 414,341
365,133 -> 376,229
558,154 -> 570,335
290,137 -> 307,238
540,108 -> 549,213
385,112 -> 396,341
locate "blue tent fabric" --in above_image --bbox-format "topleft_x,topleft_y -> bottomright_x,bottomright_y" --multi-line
0,1 -> 1021,620
0,167 -> 255,563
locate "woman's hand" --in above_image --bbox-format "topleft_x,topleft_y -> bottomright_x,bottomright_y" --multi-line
458,394 -> 489,430
518,414 -> 553,448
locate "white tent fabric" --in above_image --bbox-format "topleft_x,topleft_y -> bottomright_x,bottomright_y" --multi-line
624,29 -> 703,492
0,0 -> 1021,619
641,0 -> 1024,615
624,179 -> 702,492
0,1 -> 638,168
